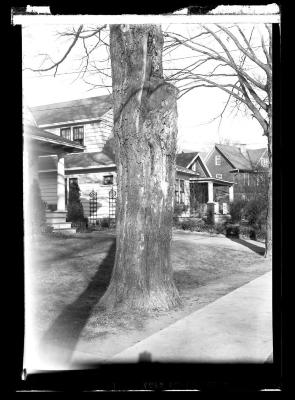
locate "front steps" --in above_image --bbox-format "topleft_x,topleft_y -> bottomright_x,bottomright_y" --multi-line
46,211 -> 77,234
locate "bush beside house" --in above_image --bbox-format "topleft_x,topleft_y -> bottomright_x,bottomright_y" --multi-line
228,196 -> 267,241
66,180 -> 88,231
28,179 -> 47,234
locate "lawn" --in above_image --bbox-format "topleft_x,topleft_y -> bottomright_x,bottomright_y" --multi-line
27,229 -> 271,367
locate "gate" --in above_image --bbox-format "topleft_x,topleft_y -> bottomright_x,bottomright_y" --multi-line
109,188 -> 117,225
89,189 -> 98,225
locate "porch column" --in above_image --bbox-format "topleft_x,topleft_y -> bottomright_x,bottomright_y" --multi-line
229,184 -> 234,203
208,181 -> 214,203
57,154 -> 66,212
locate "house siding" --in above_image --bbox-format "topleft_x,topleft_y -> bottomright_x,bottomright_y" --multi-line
205,148 -> 234,182
69,170 -> 117,219
190,159 -> 209,177
38,172 -> 57,205
46,109 -> 113,153
39,169 -> 117,219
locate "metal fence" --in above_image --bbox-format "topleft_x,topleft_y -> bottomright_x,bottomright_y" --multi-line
89,189 -> 98,226
109,188 -> 117,226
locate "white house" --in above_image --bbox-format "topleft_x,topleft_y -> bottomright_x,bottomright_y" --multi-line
30,95 -> 234,224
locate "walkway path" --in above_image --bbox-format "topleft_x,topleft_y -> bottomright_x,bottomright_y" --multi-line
110,271 -> 272,363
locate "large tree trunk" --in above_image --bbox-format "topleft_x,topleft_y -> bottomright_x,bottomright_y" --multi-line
99,25 -> 181,311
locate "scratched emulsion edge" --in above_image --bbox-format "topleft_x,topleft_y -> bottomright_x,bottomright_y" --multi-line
13,2 -> 280,391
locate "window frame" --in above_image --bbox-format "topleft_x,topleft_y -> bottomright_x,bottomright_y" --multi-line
73,125 -> 84,146
60,127 -> 71,141
175,179 -> 180,204
179,179 -> 185,204
215,155 -> 221,166
103,175 -> 114,185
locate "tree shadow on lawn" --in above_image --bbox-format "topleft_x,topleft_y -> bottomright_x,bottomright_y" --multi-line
37,236 -> 115,265
229,237 -> 265,256
39,239 -> 116,366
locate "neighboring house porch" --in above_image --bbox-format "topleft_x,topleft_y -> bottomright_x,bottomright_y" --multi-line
23,113 -> 84,232
176,151 -> 234,222
189,177 -> 234,223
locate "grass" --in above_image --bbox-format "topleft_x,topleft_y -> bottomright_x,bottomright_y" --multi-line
27,230 -> 271,364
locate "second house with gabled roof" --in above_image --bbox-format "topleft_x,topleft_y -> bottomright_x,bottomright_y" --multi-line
176,151 -> 235,219
204,144 -> 269,200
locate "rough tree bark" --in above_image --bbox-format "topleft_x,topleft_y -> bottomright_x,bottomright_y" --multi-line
99,25 -> 181,311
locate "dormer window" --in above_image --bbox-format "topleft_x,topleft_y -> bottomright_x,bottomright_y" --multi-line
73,126 -> 84,146
60,127 -> 71,141
260,158 -> 268,167
215,155 -> 221,165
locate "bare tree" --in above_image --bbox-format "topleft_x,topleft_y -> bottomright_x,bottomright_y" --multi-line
163,24 -> 272,257
24,24 -> 181,311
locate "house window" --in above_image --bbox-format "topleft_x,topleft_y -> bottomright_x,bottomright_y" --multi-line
66,178 -> 78,205
215,155 -> 221,165
60,127 -> 71,140
73,126 -> 84,145
216,174 -> 222,179
103,175 -> 113,185
179,179 -> 185,204
175,179 -> 180,204
261,158 -> 268,167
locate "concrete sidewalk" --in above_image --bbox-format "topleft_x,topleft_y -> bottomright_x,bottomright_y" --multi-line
110,271 -> 272,363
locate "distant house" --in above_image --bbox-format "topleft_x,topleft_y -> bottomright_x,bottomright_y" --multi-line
30,96 -> 202,222
176,151 -> 234,219
204,144 -> 269,200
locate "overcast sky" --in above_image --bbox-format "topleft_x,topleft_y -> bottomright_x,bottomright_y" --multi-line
22,22 -> 269,152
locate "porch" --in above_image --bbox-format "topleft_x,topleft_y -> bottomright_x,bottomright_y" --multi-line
189,177 -> 234,223
24,122 -> 84,232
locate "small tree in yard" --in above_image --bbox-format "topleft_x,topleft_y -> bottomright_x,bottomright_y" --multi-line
67,180 -> 84,222
229,198 -> 247,224
244,196 -> 267,239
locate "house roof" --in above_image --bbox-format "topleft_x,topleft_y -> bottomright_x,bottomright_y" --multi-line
176,165 -> 199,176
38,151 -> 115,171
39,150 -> 200,176
246,148 -> 267,168
176,152 -> 199,168
30,95 -> 113,126
176,151 -> 211,177
24,122 -> 85,151
215,144 -> 253,170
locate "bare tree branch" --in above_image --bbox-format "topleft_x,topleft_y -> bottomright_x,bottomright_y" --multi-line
25,25 -> 84,76
216,25 -> 271,76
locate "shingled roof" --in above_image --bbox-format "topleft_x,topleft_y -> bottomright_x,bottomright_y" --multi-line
246,148 -> 267,168
24,123 -> 85,151
38,151 -> 115,171
215,144 -> 253,170
176,152 -> 199,168
30,95 -> 113,126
